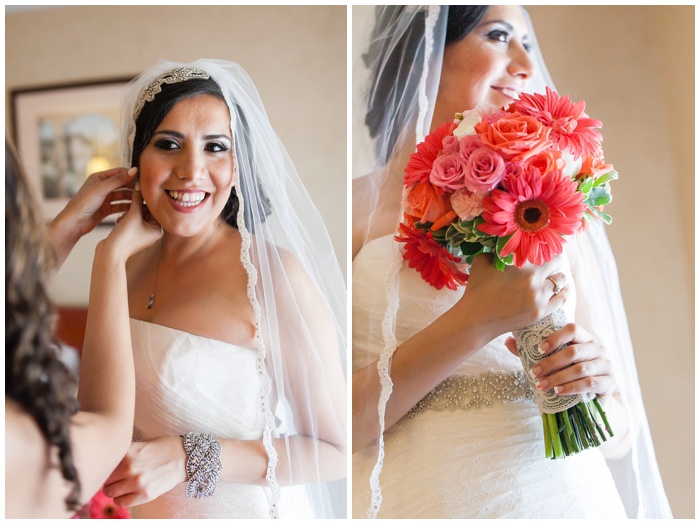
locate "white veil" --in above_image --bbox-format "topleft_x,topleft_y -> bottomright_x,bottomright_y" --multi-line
352,5 -> 671,518
121,59 -> 347,518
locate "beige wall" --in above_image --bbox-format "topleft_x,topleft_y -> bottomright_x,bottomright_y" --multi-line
351,4 -> 693,518
6,5 -> 347,305
527,7 -> 694,518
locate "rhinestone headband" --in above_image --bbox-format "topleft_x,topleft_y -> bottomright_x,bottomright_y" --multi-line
133,67 -> 211,118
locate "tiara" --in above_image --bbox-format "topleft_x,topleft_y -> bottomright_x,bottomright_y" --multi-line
134,67 -> 211,118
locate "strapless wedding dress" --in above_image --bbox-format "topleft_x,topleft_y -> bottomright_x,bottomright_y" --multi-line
352,235 -> 627,519
129,318 -> 313,519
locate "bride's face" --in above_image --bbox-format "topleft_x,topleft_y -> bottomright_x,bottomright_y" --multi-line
138,94 -> 234,238
432,5 -> 535,127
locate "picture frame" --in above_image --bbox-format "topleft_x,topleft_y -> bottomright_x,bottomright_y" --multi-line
11,78 -> 133,222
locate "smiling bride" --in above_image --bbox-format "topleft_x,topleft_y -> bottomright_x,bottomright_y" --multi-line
100,59 -> 346,519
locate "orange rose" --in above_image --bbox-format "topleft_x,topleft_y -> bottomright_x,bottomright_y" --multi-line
524,149 -> 565,177
404,182 -> 457,230
578,151 -> 613,180
475,112 -> 552,162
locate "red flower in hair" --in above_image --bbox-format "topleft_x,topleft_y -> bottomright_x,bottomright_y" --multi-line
510,87 -> 603,160
404,121 -> 458,187
395,221 -> 468,290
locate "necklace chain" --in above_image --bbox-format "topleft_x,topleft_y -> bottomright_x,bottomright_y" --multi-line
146,233 -> 219,309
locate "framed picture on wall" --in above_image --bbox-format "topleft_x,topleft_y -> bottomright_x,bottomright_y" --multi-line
11,78 -> 132,222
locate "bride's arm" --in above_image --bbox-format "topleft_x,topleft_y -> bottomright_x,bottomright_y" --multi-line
352,255 -> 570,452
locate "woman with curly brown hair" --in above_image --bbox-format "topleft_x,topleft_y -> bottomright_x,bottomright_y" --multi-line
5,140 -> 161,518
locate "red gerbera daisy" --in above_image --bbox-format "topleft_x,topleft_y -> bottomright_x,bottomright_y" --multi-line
88,489 -> 130,519
395,221 -> 468,290
478,168 -> 586,268
510,87 -> 603,160
404,121 -> 458,187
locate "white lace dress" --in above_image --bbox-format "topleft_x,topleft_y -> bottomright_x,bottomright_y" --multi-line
128,318 -> 313,519
352,235 -> 627,519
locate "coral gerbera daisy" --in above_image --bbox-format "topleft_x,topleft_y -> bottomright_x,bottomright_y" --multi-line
510,87 -> 603,160
395,221 -> 468,290
404,121 -> 458,187
477,168 -> 586,267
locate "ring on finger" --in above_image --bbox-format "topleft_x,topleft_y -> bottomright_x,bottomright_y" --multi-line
547,275 -> 562,295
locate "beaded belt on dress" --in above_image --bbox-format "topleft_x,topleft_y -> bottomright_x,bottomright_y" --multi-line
407,369 -> 534,418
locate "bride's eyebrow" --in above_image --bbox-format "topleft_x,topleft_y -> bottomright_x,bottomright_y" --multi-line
477,19 -> 515,32
153,130 -> 231,141
203,134 -> 231,142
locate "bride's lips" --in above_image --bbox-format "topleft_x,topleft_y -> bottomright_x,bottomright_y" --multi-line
165,188 -> 210,212
491,86 -> 522,102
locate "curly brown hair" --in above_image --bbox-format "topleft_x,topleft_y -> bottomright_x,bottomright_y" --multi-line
5,140 -> 81,511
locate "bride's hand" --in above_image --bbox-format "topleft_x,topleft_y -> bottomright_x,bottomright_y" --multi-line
102,176 -> 162,262
102,436 -> 187,507
505,323 -> 617,400
457,254 -> 569,339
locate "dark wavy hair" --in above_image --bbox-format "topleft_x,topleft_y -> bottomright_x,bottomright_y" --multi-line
130,77 -> 271,229
5,140 -> 81,511
364,5 -> 490,162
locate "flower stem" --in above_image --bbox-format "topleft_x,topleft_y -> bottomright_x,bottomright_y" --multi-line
542,413 -> 553,459
577,403 -> 602,446
562,408 -> 579,454
547,413 -> 563,458
593,396 -> 614,437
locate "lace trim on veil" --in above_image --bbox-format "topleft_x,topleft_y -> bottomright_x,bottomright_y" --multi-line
368,6 -> 441,519
233,138 -> 280,518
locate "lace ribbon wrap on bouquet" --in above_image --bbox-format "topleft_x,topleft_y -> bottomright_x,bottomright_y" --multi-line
513,308 -> 614,459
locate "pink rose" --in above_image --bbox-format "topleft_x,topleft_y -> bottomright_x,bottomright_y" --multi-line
475,112 -> 552,162
459,135 -> 483,162
429,152 -> 467,191
450,190 -> 485,221
441,135 -> 461,155
464,147 -> 506,193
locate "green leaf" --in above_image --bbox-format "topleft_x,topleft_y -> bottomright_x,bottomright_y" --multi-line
585,186 -> 612,207
460,241 -> 484,256
577,177 -> 594,196
495,235 -> 512,257
594,209 -> 613,224
493,255 -> 506,271
593,169 -> 618,187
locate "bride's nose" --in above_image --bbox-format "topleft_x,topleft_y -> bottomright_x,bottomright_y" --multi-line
174,149 -> 206,181
507,42 -> 535,82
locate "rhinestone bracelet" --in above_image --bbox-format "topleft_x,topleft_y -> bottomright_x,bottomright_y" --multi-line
181,432 -> 223,498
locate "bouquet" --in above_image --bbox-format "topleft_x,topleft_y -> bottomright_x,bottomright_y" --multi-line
396,87 -> 616,458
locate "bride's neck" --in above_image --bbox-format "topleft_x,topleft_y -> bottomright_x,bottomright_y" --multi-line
159,221 -> 230,266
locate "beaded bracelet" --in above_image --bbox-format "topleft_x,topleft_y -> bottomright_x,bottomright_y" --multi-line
181,432 -> 223,498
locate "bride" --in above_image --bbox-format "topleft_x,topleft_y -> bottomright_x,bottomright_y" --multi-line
101,59 -> 346,518
352,5 -> 671,518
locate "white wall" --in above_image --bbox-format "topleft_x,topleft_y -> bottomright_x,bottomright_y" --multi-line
6,5 -> 348,305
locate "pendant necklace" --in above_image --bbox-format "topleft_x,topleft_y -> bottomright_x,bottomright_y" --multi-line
147,235 -> 215,309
